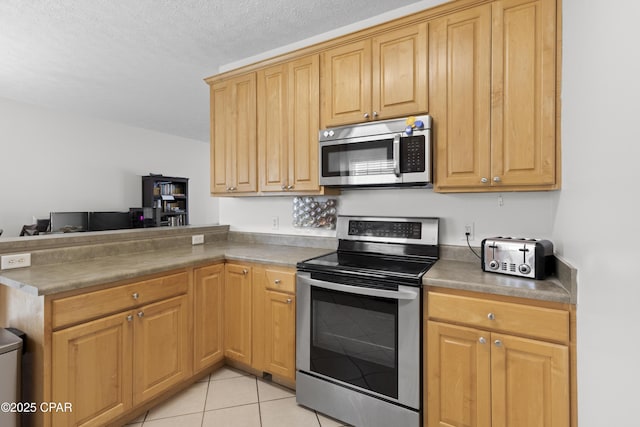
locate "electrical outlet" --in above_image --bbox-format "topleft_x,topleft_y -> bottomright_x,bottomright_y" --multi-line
191,234 -> 204,245
271,216 -> 279,230
1,253 -> 32,270
464,223 -> 475,241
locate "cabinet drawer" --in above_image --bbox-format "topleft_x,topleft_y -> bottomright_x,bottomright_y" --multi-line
52,271 -> 188,329
427,292 -> 569,343
264,268 -> 295,294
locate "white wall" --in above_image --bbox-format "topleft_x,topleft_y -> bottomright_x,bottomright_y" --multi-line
0,97 -> 218,237
553,0 -> 640,425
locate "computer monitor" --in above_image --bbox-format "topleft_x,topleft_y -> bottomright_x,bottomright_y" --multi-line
88,211 -> 132,231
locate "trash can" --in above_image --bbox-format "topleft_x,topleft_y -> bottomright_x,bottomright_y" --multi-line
0,328 -> 23,427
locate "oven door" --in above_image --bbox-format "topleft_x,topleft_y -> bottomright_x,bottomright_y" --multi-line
296,271 -> 421,409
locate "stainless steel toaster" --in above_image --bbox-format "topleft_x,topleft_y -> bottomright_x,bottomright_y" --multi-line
481,237 -> 554,280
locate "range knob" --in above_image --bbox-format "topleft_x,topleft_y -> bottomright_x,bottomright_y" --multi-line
518,264 -> 532,275
489,260 -> 500,270
323,131 -> 329,138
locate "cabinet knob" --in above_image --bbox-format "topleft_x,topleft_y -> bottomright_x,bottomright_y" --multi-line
230,186 -> 237,191
494,339 -> 503,347
481,177 -> 488,183
274,279 -> 281,285
487,312 -> 496,320
281,185 -> 286,190
373,111 -> 378,118
287,185 -> 294,190
127,314 -> 133,322
493,176 -> 501,183
479,337 -> 487,344
137,311 -> 144,318
286,298 -> 292,304
132,292 -> 139,300
242,269 -> 249,275
363,112 -> 370,119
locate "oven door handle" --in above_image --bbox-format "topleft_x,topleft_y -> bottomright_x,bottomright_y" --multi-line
393,134 -> 401,177
302,276 -> 419,300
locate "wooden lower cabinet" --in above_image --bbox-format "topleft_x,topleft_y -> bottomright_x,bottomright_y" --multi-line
426,291 -> 571,427
263,290 -> 296,381
224,263 -> 253,364
193,264 -> 225,372
51,311 -> 133,427
132,295 -> 190,405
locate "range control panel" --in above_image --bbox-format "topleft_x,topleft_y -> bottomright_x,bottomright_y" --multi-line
348,220 -> 422,239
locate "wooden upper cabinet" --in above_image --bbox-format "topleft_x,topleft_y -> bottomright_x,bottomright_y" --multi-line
257,55 -> 320,193
210,73 -> 257,194
322,24 -> 428,128
431,0 -> 557,192
430,4 -> 493,190
491,0 -> 557,187
372,23 -> 428,121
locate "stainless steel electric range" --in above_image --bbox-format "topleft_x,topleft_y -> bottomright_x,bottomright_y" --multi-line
296,215 -> 439,427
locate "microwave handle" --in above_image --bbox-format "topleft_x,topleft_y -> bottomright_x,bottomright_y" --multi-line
393,134 -> 401,177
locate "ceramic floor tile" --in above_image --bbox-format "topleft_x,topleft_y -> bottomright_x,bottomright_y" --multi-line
210,366 -> 250,381
142,412 -> 203,427
202,403 -> 261,427
257,379 -> 295,402
317,411 -> 352,427
205,375 -> 258,410
260,396 -> 321,427
146,381 -> 208,421
125,424 -> 142,427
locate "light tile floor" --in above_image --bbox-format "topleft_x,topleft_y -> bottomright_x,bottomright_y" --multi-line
124,367 -> 350,427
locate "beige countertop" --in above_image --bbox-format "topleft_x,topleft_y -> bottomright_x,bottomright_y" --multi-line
0,242 -> 332,296
424,258 -> 572,303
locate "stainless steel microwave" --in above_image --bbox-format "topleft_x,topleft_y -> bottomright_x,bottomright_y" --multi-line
319,115 -> 432,187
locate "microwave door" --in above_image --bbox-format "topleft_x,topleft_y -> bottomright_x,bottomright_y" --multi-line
320,137 -> 403,186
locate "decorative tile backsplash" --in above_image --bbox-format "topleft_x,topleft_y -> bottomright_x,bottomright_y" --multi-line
292,197 -> 337,229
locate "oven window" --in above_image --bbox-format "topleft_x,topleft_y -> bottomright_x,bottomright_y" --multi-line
310,287 -> 398,399
321,139 -> 393,177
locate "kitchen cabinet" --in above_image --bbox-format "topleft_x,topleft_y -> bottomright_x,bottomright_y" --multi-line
425,291 -> 570,427
430,0 -> 557,192
210,73 -> 257,195
321,24 -> 428,127
50,271 -> 190,426
224,263 -> 253,365
193,263 -> 225,373
253,266 -> 297,383
257,55 -> 321,193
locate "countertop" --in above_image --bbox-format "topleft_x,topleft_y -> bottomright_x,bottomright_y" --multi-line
0,242 -> 332,296
424,259 -> 572,303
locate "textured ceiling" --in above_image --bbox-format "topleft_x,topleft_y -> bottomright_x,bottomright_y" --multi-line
0,0 -> 433,142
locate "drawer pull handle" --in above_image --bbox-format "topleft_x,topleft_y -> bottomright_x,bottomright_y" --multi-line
132,292 -> 139,300
127,315 -> 133,322
286,298 -> 292,304
487,312 -> 496,321
494,339 -> 503,347
137,311 -> 144,318
274,279 -> 281,285
479,337 -> 486,344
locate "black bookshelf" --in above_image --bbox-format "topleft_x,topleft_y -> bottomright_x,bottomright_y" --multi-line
142,175 -> 189,226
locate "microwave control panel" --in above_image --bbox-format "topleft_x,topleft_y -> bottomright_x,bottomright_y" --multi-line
400,135 -> 426,173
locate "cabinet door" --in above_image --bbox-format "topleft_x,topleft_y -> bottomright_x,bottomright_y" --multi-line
133,295 -> 190,405
51,312 -> 132,427
230,73 -> 258,193
194,264 -> 225,373
258,64 -> 289,192
430,5 -> 492,190
210,80 -> 231,194
263,290 -> 296,382
372,24 -> 428,120
288,54 -> 320,192
322,40 -> 372,127
224,263 -> 253,365
426,321 -> 491,427
491,0 -> 556,186
491,333 -> 569,427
